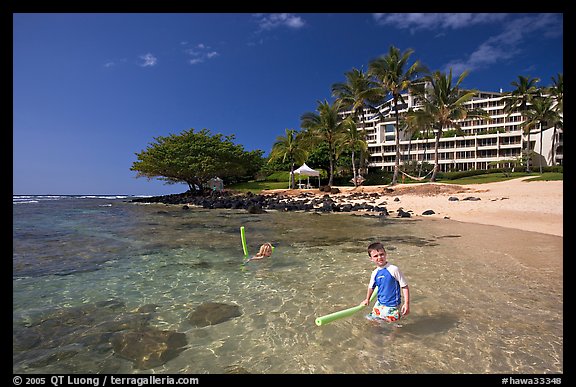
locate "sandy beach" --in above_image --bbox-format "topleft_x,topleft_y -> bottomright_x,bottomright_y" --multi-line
265,177 -> 563,237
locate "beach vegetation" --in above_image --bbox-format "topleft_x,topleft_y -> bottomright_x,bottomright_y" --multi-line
402,110 -> 436,178
487,158 -> 523,177
332,67 -> 382,180
521,95 -> 563,174
300,100 -> 350,186
226,169 -> 561,192
501,76 -> 542,173
546,73 -> 563,167
303,142 -> 330,175
131,128 -> 264,192
368,45 -> 427,185
336,118 -> 368,187
294,51 -> 561,186
410,69 -> 490,182
268,129 -> 309,189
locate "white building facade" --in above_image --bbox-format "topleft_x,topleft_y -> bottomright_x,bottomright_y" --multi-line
354,90 -> 563,173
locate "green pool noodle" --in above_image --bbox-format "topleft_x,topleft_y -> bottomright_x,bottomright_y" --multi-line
315,287 -> 378,326
240,226 -> 249,258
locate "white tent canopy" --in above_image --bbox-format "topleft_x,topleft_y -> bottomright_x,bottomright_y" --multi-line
292,163 -> 320,176
290,163 -> 321,188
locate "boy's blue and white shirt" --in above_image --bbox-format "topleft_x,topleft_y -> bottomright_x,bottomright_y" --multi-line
368,262 -> 408,307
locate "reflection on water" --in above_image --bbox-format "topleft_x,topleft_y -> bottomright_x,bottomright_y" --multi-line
13,200 -> 563,374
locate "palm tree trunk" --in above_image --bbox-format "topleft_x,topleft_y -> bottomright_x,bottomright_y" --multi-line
525,131 -> 531,173
551,125 -> 557,166
419,131 -> 429,177
407,138 -> 412,167
351,151 -> 358,187
392,102 -> 400,185
539,125 -> 543,174
328,148 -> 335,186
393,126 -> 400,185
359,113 -> 366,175
431,130 -> 441,182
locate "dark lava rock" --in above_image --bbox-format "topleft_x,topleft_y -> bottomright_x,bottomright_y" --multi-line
188,302 -> 242,327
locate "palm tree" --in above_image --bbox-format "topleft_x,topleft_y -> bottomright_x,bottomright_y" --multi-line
368,45 -> 426,185
548,73 -> 563,114
331,68 -> 382,176
502,75 -> 541,172
300,100 -> 348,186
337,117 -> 368,187
403,108 -> 434,177
411,69 -> 488,182
268,129 -> 308,189
547,73 -> 563,165
521,96 -> 562,173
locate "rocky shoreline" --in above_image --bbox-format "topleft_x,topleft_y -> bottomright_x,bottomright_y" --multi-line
130,178 -> 563,236
131,189 -> 415,217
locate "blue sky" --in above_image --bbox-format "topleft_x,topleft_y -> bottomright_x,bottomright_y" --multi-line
13,13 -> 563,195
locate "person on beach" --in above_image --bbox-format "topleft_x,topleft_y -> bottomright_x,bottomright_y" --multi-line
247,243 -> 273,261
361,242 -> 410,322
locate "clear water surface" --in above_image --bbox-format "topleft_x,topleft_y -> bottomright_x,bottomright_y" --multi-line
13,195 -> 563,374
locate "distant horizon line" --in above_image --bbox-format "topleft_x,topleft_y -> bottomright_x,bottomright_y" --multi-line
13,194 -> 158,197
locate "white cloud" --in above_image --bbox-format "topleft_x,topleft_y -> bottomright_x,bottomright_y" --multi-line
103,58 -> 127,69
372,13 -> 508,31
254,13 -> 305,31
442,14 -> 562,74
139,53 -> 158,67
184,43 -> 219,65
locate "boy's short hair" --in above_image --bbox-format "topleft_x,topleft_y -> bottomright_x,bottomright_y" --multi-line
367,242 -> 386,256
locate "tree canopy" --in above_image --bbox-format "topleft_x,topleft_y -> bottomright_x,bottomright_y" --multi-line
131,128 -> 264,191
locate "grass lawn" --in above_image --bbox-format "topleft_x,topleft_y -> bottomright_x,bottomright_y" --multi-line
227,172 -> 562,193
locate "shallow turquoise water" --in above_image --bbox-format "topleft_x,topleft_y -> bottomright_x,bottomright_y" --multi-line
13,196 -> 563,374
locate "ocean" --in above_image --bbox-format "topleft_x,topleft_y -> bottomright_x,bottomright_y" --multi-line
13,195 -> 563,374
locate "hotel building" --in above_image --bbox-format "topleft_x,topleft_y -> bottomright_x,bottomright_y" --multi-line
354,90 -> 563,173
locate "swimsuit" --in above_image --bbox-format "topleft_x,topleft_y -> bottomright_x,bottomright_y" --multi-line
370,301 -> 401,322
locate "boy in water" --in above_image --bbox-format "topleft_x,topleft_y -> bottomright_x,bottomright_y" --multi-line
361,242 -> 410,322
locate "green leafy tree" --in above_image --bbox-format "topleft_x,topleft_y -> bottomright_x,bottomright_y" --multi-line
306,142 -> 330,175
336,117 -> 368,186
301,100 -> 348,186
131,128 -> 262,191
268,129 -> 308,189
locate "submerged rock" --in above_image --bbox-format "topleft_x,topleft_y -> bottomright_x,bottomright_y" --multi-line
188,302 -> 242,327
111,328 -> 187,370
